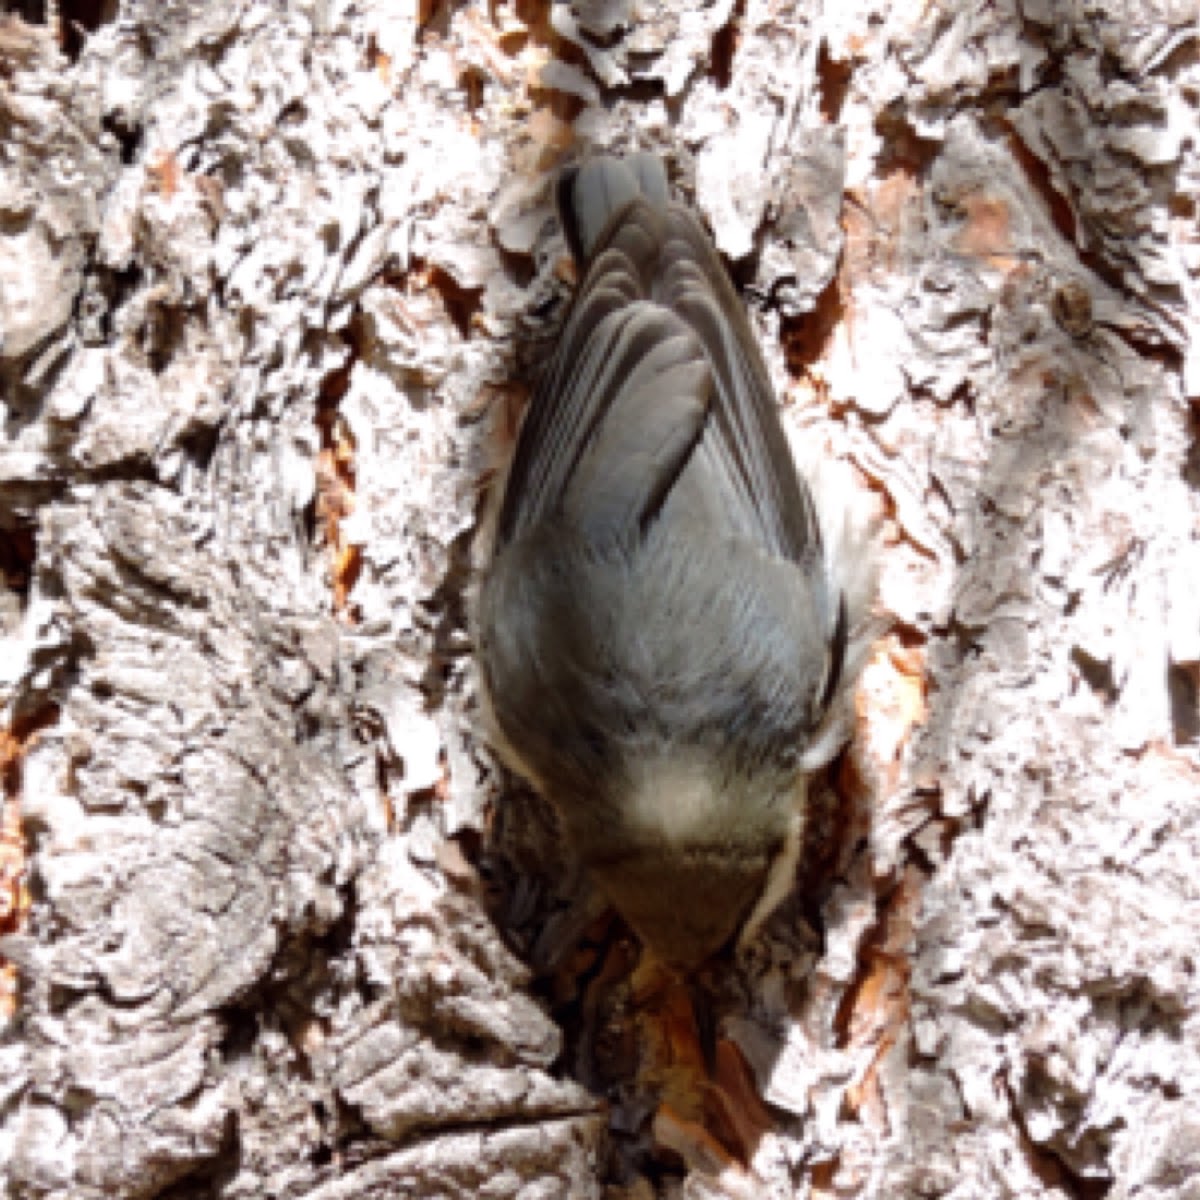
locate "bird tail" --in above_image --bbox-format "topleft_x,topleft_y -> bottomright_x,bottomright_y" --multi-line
556,152 -> 671,266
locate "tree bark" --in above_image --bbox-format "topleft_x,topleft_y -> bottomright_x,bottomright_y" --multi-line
1,1 -> 1197,1197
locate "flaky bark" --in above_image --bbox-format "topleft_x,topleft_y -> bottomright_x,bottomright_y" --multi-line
1,2 -> 1197,1197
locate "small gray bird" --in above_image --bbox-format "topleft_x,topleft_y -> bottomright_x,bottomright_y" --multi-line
478,152 -> 873,971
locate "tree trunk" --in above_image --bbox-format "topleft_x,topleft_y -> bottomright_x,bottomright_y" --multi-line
1,1 -> 1197,1196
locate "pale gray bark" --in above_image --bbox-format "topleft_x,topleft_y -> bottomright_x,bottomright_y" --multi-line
0,2 -> 1197,1197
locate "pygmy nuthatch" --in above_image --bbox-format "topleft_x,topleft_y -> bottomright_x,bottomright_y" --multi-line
478,152 -> 874,970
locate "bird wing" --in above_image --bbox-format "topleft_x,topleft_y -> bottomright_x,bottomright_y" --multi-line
650,204 -> 821,566
496,173 -> 820,570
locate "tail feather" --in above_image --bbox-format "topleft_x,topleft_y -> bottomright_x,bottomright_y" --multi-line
557,154 -> 671,265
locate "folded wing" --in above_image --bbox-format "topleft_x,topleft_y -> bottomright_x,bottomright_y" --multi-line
496,157 -> 822,578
